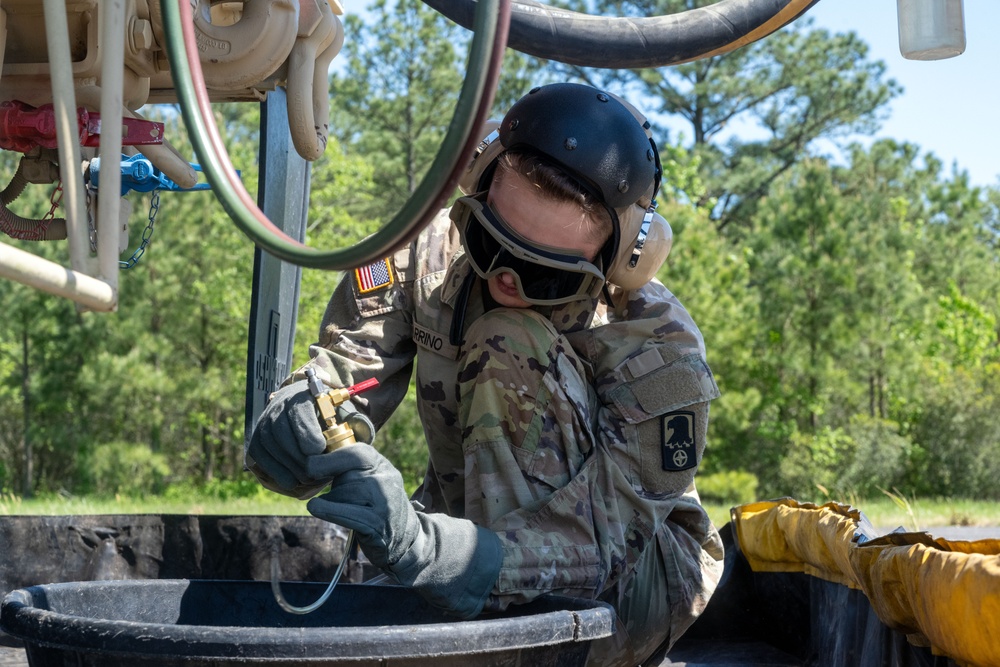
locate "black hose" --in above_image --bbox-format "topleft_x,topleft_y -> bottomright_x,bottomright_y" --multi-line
422,0 -> 820,69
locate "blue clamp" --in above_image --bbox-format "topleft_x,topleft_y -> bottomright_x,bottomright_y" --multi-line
89,154 -> 236,196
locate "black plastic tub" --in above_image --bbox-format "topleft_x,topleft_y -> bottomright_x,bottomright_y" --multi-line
1,579 -> 613,666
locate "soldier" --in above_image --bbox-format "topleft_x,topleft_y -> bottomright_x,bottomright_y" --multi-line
247,82 -> 724,665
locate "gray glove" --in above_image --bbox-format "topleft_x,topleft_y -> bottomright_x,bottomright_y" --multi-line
245,380 -> 375,500
335,398 -> 376,445
306,445 -> 503,619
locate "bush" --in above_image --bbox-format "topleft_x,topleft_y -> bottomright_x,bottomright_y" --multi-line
777,418 -> 911,500
697,470 -> 760,505
906,367 -> 1000,498
162,476 -> 274,502
85,441 -> 171,495
839,416 -> 911,498
778,426 -> 853,499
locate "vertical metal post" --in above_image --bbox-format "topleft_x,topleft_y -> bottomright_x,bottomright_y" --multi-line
97,0 -> 126,303
42,0 -> 91,276
244,88 -> 311,445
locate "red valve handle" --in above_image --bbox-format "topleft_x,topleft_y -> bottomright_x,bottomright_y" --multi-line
0,100 -> 165,153
347,378 -> 380,396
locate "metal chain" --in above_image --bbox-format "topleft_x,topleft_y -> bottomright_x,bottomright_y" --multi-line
0,181 -> 62,241
44,181 -> 63,220
20,180 -> 64,242
119,189 -> 160,269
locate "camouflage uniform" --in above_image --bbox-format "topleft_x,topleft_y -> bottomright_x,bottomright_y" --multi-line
295,210 -> 724,665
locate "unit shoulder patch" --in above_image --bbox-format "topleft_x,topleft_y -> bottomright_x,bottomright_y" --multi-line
355,258 -> 394,294
660,410 -> 697,472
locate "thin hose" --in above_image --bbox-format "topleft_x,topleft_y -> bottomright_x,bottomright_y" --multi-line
161,0 -> 510,270
270,530 -> 356,615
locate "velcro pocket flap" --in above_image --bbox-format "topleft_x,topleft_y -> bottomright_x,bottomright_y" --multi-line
608,352 -> 720,423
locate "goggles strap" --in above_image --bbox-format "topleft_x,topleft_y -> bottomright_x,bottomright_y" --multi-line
450,270 -> 477,346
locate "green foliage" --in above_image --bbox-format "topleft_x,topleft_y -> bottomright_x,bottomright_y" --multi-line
779,426 -> 853,499
697,471 -> 759,506
778,417 -> 912,500
328,0 -> 545,220
838,417 -> 913,498
904,364 -> 1000,498
374,381 -> 428,495
933,281 -> 998,367
296,135 -> 380,354
0,106 -> 271,494
84,441 -> 171,496
329,0 -> 466,216
162,476 -> 275,502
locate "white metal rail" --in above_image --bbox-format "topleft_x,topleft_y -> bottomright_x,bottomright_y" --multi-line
0,0 -> 123,311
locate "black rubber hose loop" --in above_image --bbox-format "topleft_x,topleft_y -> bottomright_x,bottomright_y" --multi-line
422,0 -> 820,69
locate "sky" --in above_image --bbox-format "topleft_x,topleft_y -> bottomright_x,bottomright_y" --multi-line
785,1 -> 1000,187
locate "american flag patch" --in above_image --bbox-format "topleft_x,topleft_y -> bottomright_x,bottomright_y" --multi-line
355,258 -> 393,294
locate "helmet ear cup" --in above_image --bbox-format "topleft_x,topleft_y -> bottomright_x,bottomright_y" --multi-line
606,204 -> 672,290
458,119 -> 504,195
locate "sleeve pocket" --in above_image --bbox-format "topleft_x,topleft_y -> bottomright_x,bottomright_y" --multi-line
606,353 -> 720,497
608,353 -> 720,424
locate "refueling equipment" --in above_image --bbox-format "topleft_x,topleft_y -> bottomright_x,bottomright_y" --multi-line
270,368 -> 380,614
304,369 -> 380,453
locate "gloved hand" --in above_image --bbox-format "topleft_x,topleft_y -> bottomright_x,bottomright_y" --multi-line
306,445 -> 503,619
245,380 -> 375,500
335,398 -> 376,445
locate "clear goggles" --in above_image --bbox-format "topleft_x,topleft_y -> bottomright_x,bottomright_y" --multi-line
453,194 -> 607,305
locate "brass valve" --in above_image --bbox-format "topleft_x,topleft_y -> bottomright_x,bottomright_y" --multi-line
304,368 -> 379,452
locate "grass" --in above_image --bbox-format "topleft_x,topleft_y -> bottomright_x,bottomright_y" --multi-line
0,491 -> 310,517
703,496 -> 1000,532
2,491 -> 999,532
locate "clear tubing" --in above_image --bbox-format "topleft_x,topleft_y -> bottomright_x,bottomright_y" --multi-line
270,529 -> 355,614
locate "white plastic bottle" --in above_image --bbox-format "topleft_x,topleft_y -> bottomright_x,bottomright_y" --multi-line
897,0 -> 966,60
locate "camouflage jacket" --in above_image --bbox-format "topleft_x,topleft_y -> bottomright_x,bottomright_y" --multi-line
296,210 -> 723,655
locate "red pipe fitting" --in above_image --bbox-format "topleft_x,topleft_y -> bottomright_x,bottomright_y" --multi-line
0,100 -> 165,153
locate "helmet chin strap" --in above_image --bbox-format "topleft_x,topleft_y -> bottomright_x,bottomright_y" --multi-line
602,282 -> 616,309
629,202 -> 657,270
